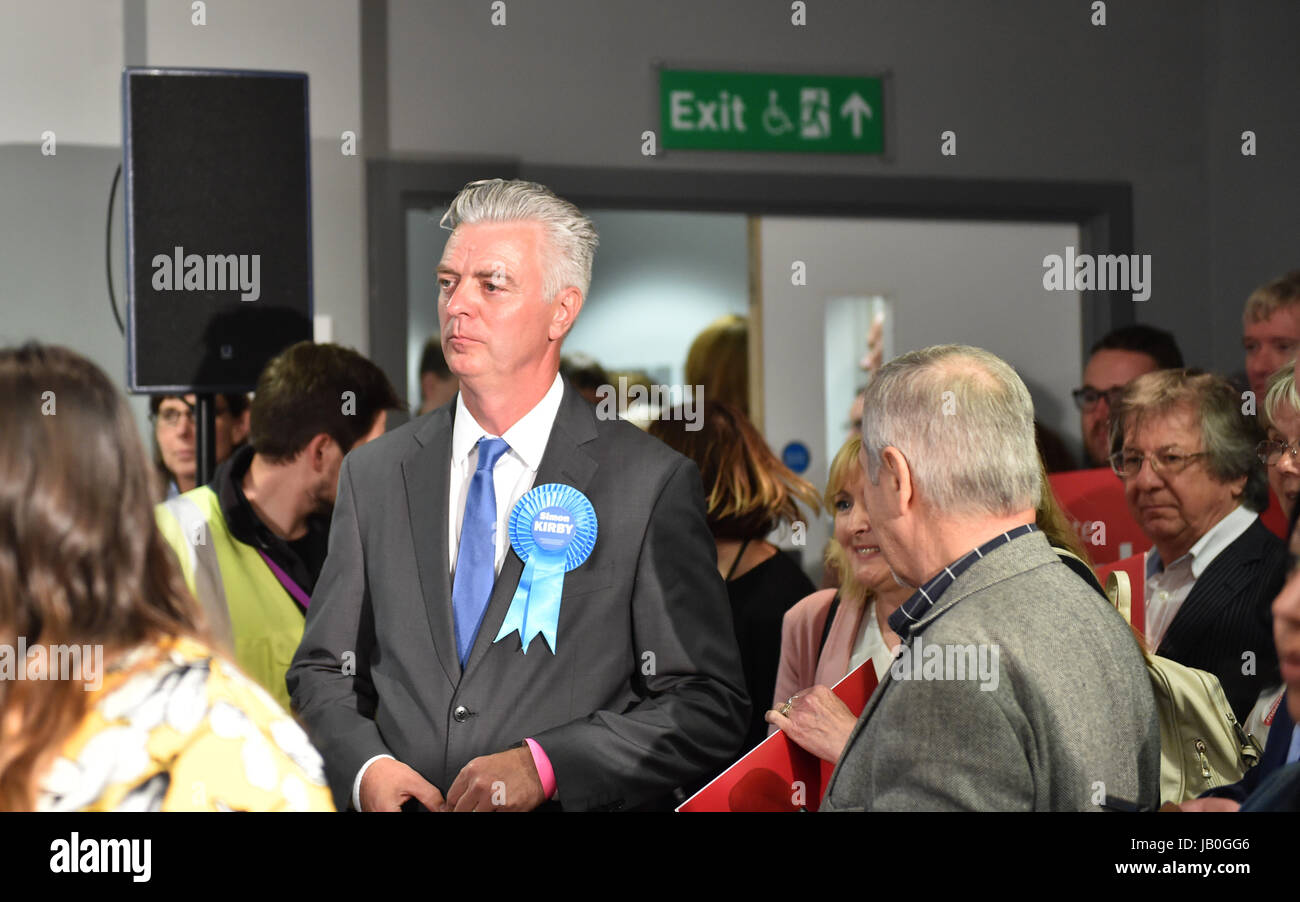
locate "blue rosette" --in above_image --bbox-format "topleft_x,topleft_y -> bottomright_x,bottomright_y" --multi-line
494,483 -> 597,654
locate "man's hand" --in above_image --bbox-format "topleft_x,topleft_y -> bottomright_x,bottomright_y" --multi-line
360,758 -> 445,812
765,685 -> 858,764
1177,796 -> 1241,812
445,745 -> 546,812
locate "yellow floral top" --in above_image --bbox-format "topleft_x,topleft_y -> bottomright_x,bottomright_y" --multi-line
36,636 -> 334,811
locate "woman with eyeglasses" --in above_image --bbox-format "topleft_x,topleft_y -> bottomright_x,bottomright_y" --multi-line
1258,364 -> 1300,522
148,392 -> 250,501
1108,368 -> 1285,724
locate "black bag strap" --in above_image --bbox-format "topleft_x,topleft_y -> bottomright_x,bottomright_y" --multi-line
724,537 -> 752,582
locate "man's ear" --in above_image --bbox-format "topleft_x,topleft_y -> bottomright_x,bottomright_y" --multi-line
1229,473 -> 1248,501
880,446 -> 914,513
548,286 -> 584,341
305,433 -> 336,472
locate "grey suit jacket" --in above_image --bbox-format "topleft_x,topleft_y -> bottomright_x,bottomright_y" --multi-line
822,530 -> 1160,811
287,383 -> 749,811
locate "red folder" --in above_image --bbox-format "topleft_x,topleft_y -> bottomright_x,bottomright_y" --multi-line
676,660 -> 879,812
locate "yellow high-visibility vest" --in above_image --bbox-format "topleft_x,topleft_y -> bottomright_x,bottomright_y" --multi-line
156,486 -> 306,712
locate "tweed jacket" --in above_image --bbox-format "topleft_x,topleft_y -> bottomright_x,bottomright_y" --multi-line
823,530 -> 1161,811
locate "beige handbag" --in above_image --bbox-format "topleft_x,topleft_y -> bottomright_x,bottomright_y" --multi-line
1105,570 -> 1262,804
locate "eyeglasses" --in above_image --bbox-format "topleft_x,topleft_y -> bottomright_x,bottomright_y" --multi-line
1071,386 -> 1126,412
152,406 -> 195,429
1258,439 -> 1300,466
150,401 -> 228,430
1109,447 -> 1210,479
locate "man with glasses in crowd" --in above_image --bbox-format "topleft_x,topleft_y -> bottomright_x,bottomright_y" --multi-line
1072,325 -> 1184,469
1108,368 -> 1284,722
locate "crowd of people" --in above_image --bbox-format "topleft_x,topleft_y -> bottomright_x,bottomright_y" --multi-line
2,177 -> 1298,812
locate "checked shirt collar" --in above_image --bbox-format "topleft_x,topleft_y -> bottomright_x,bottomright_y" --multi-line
887,523 -> 1039,641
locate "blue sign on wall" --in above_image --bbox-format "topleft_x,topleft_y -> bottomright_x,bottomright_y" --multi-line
781,441 -> 811,474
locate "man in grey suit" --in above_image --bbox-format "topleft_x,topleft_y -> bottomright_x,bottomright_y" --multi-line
819,344 -> 1160,811
288,179 -> 748,811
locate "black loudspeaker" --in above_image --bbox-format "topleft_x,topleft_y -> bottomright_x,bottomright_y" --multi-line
123,67 -> 313,393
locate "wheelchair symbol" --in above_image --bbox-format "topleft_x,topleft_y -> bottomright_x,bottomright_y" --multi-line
762,91 -> 794,136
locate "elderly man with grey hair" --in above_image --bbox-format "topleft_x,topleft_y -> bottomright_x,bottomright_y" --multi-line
820,344 -> 1159,811
290,179 -> 748,811
1109,368 -> 1285,724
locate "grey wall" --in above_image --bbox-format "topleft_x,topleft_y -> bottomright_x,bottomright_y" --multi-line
386,0 -> 1299,376
1205,1 -> 1300,367
0,145 -> 138,426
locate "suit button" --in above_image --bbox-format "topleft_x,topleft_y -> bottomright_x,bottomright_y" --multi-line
453,705 -> 470,722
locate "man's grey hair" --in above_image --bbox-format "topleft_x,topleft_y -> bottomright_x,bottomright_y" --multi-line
1109,368 -> 1269,512
860,344 -> 1042,516
440,178 -> 599,301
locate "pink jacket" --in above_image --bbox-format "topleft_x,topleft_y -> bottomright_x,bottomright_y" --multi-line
768,588 -> 867,733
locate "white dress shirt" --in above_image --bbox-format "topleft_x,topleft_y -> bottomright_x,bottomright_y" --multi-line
1143,505 -> 1257,650
353,373 -> 565,809
447,372 -> 565,579
847,600 -> 900,683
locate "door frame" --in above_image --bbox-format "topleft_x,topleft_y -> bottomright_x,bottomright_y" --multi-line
368,158 -> 1132,416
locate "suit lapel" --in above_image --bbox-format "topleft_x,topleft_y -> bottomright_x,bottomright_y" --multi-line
1158,523 -> 1259,657
461,385 -> 599,678
402,405 -> 460,690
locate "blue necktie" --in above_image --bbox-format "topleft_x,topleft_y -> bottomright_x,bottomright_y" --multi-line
452,437 -> 511,668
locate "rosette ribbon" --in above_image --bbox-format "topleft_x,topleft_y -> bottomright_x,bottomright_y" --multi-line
494,483 -> 598,654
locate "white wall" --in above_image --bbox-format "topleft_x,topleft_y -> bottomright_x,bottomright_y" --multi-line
566,209 -> 749,388
406,207 -> 443,407
0,0 -> 125,145
760,216 -> 1081,576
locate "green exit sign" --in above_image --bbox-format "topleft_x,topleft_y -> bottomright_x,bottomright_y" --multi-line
660,69 -> 884,154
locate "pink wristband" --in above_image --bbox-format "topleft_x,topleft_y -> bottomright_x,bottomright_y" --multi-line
524,737 -> 557,800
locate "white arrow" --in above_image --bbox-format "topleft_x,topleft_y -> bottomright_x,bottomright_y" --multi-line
839,92 -> 873,139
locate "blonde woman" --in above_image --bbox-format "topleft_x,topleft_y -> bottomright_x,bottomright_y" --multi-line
765,435 -> 911,761
1259,363 -> 1300,522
